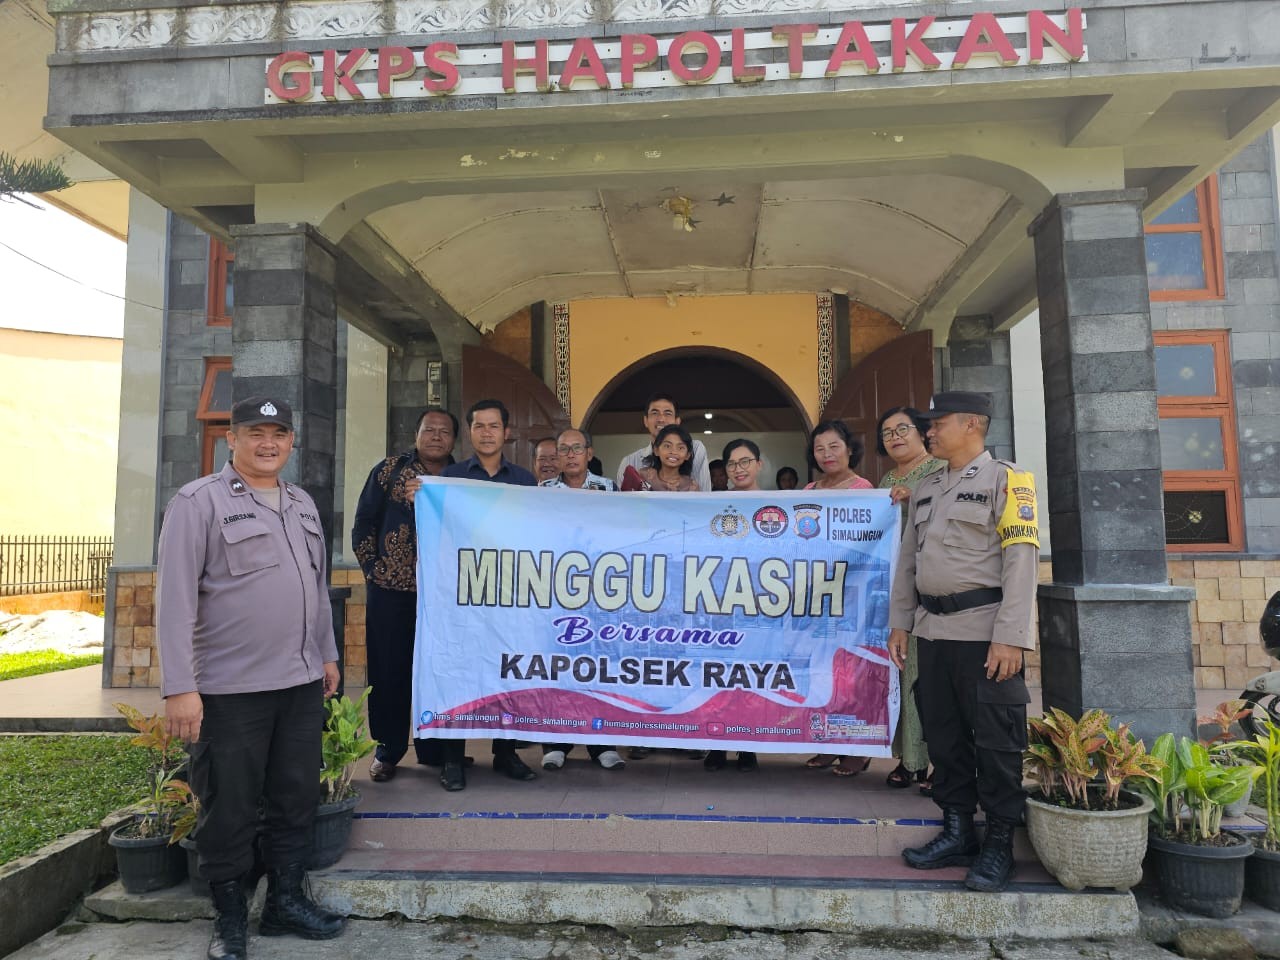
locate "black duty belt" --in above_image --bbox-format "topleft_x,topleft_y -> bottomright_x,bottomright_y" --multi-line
917,587 -> 1004,615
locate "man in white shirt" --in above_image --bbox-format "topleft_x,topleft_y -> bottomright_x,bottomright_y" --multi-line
614,393 -> 710,491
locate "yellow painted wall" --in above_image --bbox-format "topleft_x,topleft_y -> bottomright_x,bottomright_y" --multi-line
0,328 -> 122,534
568,294 -> 819,425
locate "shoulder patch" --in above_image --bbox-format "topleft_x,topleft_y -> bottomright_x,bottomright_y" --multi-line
998,468 -> 1040,549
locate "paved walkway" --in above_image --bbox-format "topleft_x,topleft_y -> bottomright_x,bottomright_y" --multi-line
8,918 -> 1181,960
0,665 -> 161,731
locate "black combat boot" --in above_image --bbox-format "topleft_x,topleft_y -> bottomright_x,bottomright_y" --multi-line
258,863 -> 347,940
964,817 -> 1018,892
902,807 -> 980,869
207,879 -> 248,960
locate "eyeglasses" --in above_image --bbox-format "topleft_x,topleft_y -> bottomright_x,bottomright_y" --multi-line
880,424 -> 917,441
557,443 -> 587,455
726,457 -> 758,471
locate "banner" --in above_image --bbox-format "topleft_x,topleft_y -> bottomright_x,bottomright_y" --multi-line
412,479 -> 900,755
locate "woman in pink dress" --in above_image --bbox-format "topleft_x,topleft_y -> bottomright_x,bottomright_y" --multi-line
800,420 -> 874,777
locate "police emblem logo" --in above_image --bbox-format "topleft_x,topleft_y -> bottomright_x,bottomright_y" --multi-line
710,506 -> 749,538
752,505 -> 789,538
1018,504 -> 1035,520
793,503 -> 822,540
260,401 -> 278,416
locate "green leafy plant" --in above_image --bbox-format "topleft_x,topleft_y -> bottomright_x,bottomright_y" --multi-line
1024,708 -> 1161,811
0,152 -> 72,203
1204,699 -> 1253,767
1225,716 -> 1280,851
114,703 -> 191,839
1132,732 -> 1257,843
321,687 -> 377,804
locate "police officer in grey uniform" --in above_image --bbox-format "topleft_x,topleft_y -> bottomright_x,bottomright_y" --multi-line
158,397 -> 346,960
887,391 -> 1039,893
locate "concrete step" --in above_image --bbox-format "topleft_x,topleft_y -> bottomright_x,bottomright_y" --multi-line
83,849 -> 1138,940
349,809 -> 1040,860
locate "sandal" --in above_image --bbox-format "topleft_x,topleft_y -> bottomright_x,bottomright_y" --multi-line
832,756 -> 871,777
886,762 -> 913,789
805,755 -> 835,769
919,768 -> 934,797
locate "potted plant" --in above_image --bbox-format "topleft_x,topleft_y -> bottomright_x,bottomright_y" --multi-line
1203,699 -> 1255,818
1022,708 -> 1162,891
1134,733 -> 1257,918
1226,715 -> 1280,909
107,703 -> 192,893
311,687 -> 377,869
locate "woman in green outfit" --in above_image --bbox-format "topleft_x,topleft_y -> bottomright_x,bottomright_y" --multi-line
876,406 -> 945,794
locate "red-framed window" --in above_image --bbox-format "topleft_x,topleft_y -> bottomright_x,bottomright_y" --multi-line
1145,178 -> 1225,301
1154,330 -> 1243,551
207,239 -> 234,326
197,357 -> 232,473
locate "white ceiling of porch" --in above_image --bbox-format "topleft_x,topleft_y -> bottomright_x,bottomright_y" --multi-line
366,174 -> 1010,331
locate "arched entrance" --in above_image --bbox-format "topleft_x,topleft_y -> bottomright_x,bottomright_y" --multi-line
583,347 -> 811,490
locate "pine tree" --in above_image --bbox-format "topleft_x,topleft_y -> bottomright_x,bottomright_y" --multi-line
0,152 -> 73,206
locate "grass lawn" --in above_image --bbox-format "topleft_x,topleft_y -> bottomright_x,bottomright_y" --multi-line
0,648 -> 103,683
0,735 -> 151,865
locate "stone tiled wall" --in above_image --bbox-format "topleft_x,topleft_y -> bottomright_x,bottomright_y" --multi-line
1172,558 -> 1280,690
104,564 -> 370,690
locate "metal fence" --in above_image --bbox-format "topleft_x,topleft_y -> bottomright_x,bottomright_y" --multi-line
0,535 -> 114,599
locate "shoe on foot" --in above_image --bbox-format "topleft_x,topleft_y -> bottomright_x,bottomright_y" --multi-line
703,750 -> 727,771
596,750 -> 626,770
736,752 -> 759,772
208,879 -> 248,960
440,761 -> 466,791
903,808 -> 979,870
494,752 -> 538,781
964,818 -> 1018,892
368,759 -> 396,783
258,863 -> 346,940
628,746 -> 653,760
542,750 -> 566,770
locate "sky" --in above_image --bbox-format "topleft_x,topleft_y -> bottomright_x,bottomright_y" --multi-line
0,195 -> 126,339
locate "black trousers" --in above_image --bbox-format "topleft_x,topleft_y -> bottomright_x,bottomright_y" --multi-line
443,737 -> 518,762
366,584 -> 441,765
189,680 -> 324,883
915,638 -> 1028,823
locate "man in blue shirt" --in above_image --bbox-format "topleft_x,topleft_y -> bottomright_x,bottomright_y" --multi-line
439,399 -> 537,790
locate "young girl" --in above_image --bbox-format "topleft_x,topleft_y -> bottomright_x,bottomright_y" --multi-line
636,424 -> 700,492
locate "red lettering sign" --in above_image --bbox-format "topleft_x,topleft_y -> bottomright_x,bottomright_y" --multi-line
620,34 -> 659,88
772,24 -> 817,78
1027,7 -> 1084,63
267,50 -> 314,101
559,36 -> 610,90
424,42 -> 461,93
731,28 -> 765,83
322,47 -> 368,99
891,17 -> 941,72
952,13 -> 1019,67
502,39 -> 550,93
377,46 -> 415,97
824,20 -> 880,76
669,31 -> 722,83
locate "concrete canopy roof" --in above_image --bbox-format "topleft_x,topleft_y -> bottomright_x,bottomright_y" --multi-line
1,0 -> 127,237
38,0 -> 1280,342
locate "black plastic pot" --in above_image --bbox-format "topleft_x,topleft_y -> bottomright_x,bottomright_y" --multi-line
179,837 -> 209,897
1148,831 -> 1254,918
1246,844 -> 1280,910
309,792 -> 360,869
108,823 -> 187,894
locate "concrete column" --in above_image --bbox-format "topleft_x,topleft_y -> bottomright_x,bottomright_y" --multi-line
387,336 -> 443,452
1029,190 -> 1196,743
944,315 -> 1014,461
229,223 -> 339,551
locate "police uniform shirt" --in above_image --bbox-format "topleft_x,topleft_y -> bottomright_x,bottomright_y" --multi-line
156,462 -> 339,698
888,450 -> 1039,651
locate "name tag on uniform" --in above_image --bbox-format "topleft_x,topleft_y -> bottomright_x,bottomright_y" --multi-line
955,491 -> 989,504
